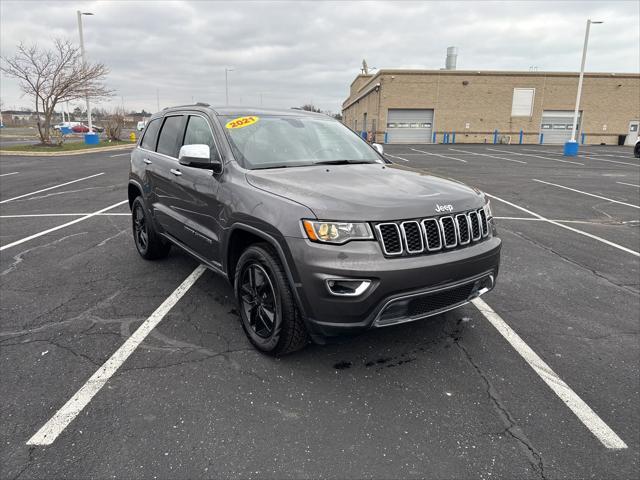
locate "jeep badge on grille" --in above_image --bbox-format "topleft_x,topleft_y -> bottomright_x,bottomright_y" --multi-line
435,204 -> 454,213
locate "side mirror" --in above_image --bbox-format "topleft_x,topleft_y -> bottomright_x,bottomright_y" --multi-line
178,144 -> 222,172
372,143 -> 384,156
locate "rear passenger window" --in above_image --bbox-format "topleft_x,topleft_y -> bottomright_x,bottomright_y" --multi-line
183,116 -> 215,150
140,119 -> 160,150
156,116 -> 184,157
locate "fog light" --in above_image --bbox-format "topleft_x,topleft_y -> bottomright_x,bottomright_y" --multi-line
325,279 -> 371,296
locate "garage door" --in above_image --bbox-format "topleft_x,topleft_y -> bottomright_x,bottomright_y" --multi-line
541,110 -> 581,144
386,109 -> 434,144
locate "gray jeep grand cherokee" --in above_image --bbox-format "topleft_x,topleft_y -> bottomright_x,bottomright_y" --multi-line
128,105 -> 501,355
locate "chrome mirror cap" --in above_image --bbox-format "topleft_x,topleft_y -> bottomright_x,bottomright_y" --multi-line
178,144 -> 210,164
372,143 -> 384,155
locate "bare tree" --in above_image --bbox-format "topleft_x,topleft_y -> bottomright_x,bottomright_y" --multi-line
1,39 -> 113,144
105,107 -> 125,141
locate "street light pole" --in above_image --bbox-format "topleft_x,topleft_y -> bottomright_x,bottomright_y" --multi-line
225,68 -> 234,105
565,18 -> 603,156
76,10 -> 94,132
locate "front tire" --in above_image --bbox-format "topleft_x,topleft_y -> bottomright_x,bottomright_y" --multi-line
131,196 -> 171,260
634,143 -> 640,158
234,244 -> 309,355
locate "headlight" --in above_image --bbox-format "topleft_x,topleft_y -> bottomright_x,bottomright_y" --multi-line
302,220 -> 373,244
483,199 -> 493,219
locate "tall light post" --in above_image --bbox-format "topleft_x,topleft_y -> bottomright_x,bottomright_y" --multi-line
565,18 -> 603,156
77,10 -> 94,132
225,67 -> 234,105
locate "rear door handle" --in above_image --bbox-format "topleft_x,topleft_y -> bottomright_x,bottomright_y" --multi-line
170,168 -> 182,176
143,158 -> 152,165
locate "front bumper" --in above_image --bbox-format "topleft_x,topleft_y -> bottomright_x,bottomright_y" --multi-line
286,229 -> 501,339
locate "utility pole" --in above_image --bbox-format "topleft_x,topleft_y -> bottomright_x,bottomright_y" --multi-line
76,11 -> 94,132
225,68 -> 234,105
565,18 -> 603,156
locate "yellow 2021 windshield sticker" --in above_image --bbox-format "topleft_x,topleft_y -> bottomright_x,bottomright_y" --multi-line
226,116 -> 259,129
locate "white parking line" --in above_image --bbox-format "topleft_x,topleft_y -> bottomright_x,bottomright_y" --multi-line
448,147 -> 527,164
521,148 -> 638,167
532,179 -> 640,209
0,200 -> 128,251
0,173 -> 104,204
486,193 -> 639,257
617,182 -> 640,188
493,216 -> 626,226
472,297 -> 627,450
385,153 -> 409,162
409,148 -> 468,163
109,153 -> 130,158
0,172 -> 19,177
486,148 -> 584,166
1,213 -> 130,218
26,265 -> 207,445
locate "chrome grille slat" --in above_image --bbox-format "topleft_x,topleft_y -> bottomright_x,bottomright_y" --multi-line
401,221 -> 424,253
439,216 -> 457,248
468,211 -> 482,241
376,223 -> 403,255
478,209 -> 489,237
422,218 -> 442,251
455,214 -> 471,245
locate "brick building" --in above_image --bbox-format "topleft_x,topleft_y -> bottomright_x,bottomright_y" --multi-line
341,70 -> 640,145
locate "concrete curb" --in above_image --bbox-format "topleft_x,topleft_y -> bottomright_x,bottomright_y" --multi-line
0,143 -> 135,157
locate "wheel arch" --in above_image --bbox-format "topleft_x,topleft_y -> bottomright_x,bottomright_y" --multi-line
128,180 -> 144,210
225,224 -> 308,319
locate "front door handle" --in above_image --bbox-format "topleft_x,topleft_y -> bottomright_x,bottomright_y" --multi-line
143,158 -> 152,165
170,168 -> 182,176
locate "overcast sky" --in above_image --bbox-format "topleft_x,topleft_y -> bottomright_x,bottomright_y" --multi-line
1,0 -> 638,114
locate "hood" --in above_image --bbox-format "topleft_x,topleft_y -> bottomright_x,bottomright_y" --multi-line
245,163 -> 484,221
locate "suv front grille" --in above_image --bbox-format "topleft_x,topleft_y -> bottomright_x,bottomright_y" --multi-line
374,207 -> 490,257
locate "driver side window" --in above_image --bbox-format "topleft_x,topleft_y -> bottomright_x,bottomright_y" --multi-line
184,115 -> 216,151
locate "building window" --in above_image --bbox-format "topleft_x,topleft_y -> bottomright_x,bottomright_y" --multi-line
511,88 -> 535,117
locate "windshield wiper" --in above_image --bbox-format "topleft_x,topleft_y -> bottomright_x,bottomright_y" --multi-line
312,160 -> 375,165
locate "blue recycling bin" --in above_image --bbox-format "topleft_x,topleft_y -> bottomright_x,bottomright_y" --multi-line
84,132 -> 99,145
563,140 -> 579,157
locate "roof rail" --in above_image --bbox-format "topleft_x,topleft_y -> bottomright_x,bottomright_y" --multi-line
163,102 -> 210,110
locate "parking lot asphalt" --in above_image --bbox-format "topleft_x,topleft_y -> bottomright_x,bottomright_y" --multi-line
1,143 -> 638,479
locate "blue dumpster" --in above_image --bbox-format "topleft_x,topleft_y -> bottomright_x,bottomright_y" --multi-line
60,126 -> 72,135
563,140 -> 579,156
84,133 -> 99,145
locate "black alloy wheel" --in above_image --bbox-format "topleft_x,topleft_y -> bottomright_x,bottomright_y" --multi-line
234,244 -> 309,355
130,196 -> 171,260
133,202 -> 149,253
239,263 -> 277,338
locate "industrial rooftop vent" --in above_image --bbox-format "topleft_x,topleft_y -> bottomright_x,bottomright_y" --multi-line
445,46 -> 457,70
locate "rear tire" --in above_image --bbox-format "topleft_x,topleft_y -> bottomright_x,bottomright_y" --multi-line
131,196 -> 171,260
234,244 -> 309,355
634,143 -> 640,158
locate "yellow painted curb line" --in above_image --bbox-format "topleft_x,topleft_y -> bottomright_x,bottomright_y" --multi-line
0,143 -> 136,157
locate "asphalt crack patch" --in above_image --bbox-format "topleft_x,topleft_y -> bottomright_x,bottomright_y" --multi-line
447,319 -> 547,479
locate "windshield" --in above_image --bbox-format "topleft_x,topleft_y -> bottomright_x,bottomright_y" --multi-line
221,115 -> 382,169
